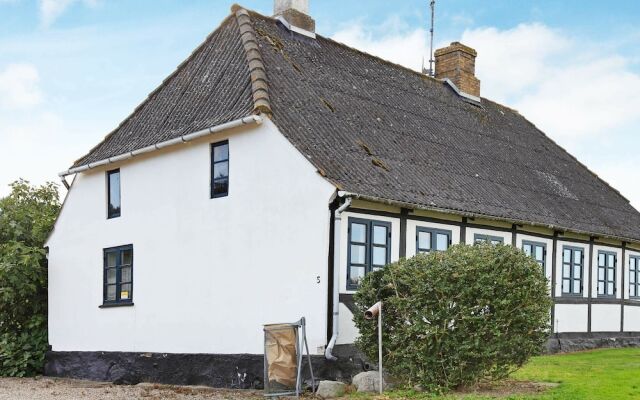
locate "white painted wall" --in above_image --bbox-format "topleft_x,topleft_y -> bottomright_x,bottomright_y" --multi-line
624,307 -> 640,332
47,119 -> 337,354
336,304 -> 358,345
554,304 -> 589,333
405,220 -> 461,258
591,304 -> 621,332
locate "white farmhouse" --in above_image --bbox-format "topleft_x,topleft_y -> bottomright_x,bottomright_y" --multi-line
45,0 -> 640,387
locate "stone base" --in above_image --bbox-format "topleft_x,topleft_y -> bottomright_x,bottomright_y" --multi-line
546,332 -> 640,354
45,345 -> 365,389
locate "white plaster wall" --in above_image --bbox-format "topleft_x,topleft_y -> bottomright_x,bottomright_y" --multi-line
592,245 -> 623,299
406,220 -> 460,258
47,119 -> 337,354
515,234 -> 553,284
554,241 -> 590,299
335,304 -> 359,345
624,307 -> 640,332
554,304 -> 588,333
339,212 -> 400,294
464,227 -> 511,246
591,304 -> 621,332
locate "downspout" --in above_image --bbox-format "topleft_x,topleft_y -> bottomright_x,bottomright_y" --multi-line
325,196 -> 352,360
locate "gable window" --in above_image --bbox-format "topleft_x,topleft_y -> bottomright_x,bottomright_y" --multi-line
562,246 -> 584,296
597,251 -> 617,297
474,234 -> 504,245
523,241 -> 546,271
347,218 -> 391,290
211,141 -> 229,198
630,256 -> 640,299
103,245 -> 133,306
107,169 -> 121,219
417,227 -> 452,254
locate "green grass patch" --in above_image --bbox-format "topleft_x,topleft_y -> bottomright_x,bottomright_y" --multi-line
346,348 -> 640,399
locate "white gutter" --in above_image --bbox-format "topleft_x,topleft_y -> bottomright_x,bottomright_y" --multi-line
58,115 -> 263,177
325,195 -> 353,361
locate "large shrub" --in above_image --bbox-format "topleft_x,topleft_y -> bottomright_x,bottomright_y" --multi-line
353,244 -> 552,393
0,180 -> 60,376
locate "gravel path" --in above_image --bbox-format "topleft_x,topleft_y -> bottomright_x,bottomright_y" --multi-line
0,378 -> 265,400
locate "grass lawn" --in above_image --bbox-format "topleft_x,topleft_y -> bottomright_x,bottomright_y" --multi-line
349,348 -> 640,400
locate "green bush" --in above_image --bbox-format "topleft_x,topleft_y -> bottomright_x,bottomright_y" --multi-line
0,180 -> 60,376
353,244 -> 552,393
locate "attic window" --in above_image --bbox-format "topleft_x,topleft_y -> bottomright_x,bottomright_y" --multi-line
211,141 -> 229,198
107,169 -> 121,219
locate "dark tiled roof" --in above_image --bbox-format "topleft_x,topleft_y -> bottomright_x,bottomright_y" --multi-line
72,16 -> 254,167
70,7 -> 640,242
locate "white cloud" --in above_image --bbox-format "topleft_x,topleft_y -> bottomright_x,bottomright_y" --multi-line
0,63 -> 43,109
332,21 -> 427,72
39,0 -> 99,28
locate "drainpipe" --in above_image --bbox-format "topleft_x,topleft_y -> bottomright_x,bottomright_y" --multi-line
325,196 -> 352,360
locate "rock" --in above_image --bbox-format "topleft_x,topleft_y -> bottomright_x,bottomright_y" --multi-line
352,371 -> 385,393
316,380 -> 346,398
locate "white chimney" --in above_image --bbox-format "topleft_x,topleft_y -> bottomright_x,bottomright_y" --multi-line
273,0 -> 315,35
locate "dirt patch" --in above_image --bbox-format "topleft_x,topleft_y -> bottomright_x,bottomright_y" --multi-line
454,380 -> 559,398
0,377 -> 265,400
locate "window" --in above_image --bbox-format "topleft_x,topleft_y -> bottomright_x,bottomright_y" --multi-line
597,251 -> 616,297
416,227 -> 452,254
630,256 -> 640,299
211,141 -> 229,198
523,241 -> 546,271
347,218 -> 391,290
562,246 -> 584,296
103,245 -> 133,306
107,169 -> 121,219
474,234 -> 504,245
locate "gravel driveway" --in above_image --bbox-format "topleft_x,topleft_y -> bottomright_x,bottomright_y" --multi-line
0,377 -> 265,400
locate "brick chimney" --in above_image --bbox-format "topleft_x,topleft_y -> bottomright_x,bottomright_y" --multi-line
434,42 -> 480,98
274,0 -> 315,34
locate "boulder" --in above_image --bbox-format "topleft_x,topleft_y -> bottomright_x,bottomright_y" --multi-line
316,380 -> 346,398
352,371 -> 384,393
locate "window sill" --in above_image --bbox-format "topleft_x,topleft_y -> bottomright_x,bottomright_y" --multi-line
99,302 -> 134,309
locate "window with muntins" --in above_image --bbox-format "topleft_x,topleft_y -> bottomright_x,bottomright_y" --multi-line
347,218 -> 391,290
107,169 -> 121,219
562,247 -> 584,296
103,245 -> 133,305
523,241 -> 546,272
211,141 -> 229,198
630,256 -> 640,299
417,227 -> 452,254
597,251 -> 616,297
474,234 -> 504,245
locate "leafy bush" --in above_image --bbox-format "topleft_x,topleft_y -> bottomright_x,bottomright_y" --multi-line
0,180 -> 60,376
353,244 -> 552,393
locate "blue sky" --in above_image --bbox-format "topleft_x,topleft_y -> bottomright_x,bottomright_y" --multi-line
1,0 -> 639,209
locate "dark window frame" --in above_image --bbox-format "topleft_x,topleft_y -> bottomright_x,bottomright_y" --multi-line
522,240 -> 547,272
107,169 -> 121,219
561,245 -> 584,297
416,227 -> 452,254
474,233 -> 504,245
597,250 -> 617,298
630,256 -> 640,300
102,244 -> 134,307
211,140 -> 230,199
347,218 -> 391,291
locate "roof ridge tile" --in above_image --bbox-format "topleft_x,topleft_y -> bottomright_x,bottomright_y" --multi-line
232,5 -> 272,116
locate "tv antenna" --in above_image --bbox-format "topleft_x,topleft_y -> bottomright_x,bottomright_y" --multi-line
424,0 -> 436,76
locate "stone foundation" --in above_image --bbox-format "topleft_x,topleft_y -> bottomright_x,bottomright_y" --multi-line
546,332 -> 640,354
